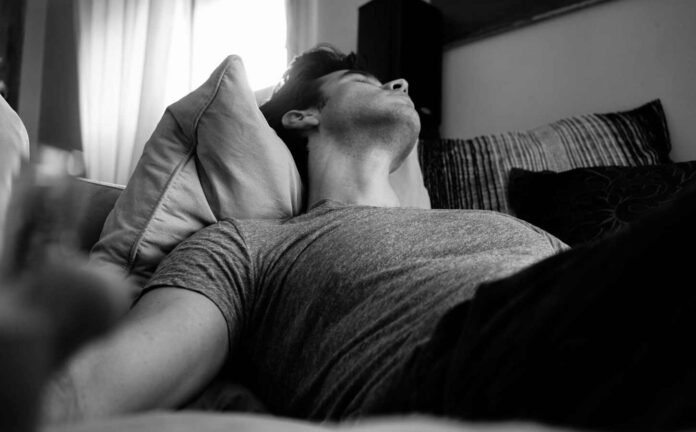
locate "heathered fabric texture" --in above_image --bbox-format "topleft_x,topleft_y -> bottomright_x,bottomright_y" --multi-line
145,201 -> 566,420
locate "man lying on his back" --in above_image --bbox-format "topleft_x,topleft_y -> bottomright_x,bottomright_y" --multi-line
42,45 -> 696,432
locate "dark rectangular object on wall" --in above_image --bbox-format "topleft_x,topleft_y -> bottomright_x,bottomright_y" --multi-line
358,0 -> 442,138
432,0 -> 613,45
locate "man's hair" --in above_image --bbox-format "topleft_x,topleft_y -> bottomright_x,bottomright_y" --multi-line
259,44 -> 360,183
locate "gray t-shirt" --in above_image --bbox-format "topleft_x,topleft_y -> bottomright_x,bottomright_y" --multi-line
145,200 -> 566,420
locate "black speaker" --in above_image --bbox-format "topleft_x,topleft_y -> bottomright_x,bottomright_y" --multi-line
358,0 -> 442,138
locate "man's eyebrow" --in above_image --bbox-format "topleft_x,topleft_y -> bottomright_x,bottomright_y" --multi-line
339,70 -> 380,82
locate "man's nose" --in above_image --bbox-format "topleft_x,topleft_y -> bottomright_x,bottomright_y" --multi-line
384,78 -> 409,94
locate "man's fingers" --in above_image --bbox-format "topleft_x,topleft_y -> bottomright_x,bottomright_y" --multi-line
23,247 -> 132,366
1,166 -> 132,366
1,166 -> 83,279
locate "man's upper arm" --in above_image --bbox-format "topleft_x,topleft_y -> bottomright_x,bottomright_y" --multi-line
57,287 -> 229,420
143,221 -> 253,349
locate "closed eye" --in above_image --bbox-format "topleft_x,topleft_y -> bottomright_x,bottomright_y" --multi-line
340,70 -> 382,86
357,78 -> 381,86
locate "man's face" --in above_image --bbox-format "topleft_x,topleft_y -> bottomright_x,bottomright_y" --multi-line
314,69 -> 421,140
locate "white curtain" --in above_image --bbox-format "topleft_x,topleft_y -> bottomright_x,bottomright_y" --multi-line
75,0 -> 192,184
285,0 -> 318,63
75,0 -> 287,185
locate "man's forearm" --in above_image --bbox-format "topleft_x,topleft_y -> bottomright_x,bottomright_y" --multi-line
42,366 -> 82,425
40,338 -> 113,425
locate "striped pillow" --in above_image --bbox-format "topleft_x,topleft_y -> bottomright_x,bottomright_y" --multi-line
419,99 -> 672,214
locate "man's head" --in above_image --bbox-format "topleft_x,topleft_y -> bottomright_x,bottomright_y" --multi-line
260,45 -> 420,183
260,45 -> 359,183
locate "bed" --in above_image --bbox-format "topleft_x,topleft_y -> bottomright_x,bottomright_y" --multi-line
1,53 -> 694,432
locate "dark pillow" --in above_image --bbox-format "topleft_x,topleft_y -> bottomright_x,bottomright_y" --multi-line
420,100 -> 672,214
508,162 -> 696,246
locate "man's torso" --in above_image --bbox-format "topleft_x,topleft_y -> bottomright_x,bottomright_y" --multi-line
146,201 -> 566,419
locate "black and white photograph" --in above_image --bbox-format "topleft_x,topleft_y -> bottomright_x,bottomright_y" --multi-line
2,0 -> 696,431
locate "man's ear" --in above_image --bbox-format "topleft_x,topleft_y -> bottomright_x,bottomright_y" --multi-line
281,109 -> 319,131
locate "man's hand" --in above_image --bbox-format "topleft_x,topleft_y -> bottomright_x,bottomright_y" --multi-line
0,167 -> 130,431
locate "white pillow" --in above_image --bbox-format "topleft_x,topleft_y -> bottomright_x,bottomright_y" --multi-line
0,96 -> 30,254
90,56 -> 303,298
91,55 -> 431,300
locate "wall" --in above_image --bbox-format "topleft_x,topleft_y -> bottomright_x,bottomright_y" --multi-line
18,0 -> 81,160
440,0 -> 696,162
18,0 -> 47,156
315,0 -> 366,54
314,0 -> 430,54
37,0 -> 81,152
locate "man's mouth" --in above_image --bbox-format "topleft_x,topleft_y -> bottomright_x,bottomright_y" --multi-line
394,93 -> 415,107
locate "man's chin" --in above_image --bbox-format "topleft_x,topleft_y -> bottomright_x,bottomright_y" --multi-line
391,101 -> 420,132
405,113 -> 421,141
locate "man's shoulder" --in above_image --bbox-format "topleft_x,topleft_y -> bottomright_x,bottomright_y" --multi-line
375,207 -> 569,252
181,218 -> 251,248
185,217 -> 293,253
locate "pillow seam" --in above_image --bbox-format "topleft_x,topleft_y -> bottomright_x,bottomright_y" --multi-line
125,148 -> 198,273
125,60 -> 231,272
192,56 -> 233,139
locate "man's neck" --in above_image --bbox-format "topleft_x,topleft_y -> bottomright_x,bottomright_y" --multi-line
306,138 -> 401,210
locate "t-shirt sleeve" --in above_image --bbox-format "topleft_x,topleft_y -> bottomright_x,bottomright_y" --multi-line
142,221 -> 254,350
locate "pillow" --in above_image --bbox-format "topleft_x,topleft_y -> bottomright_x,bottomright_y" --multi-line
0,96 -> 30,255
420,100 -> 672,214
72,178 -> 124,252
90,55 -> 431,299
508,162 -> 696,246
90,55 -> 304,298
